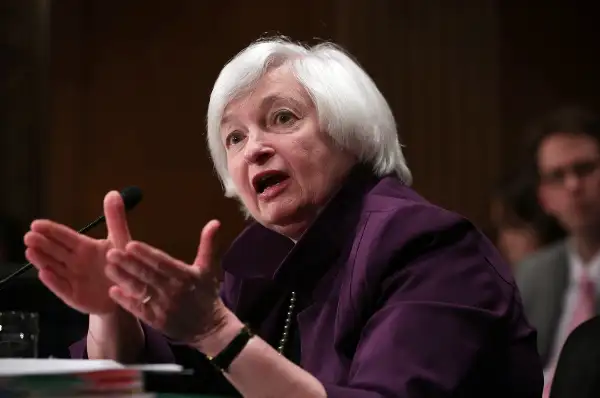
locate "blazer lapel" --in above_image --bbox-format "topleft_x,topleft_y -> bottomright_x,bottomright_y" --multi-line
538,247 -> 569,366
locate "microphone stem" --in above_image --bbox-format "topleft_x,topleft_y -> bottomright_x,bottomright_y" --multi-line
78,215 -> 106,234
0,215 -> 107,290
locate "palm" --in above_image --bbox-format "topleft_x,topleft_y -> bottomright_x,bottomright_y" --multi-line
54,237 -> 116,314
25,191 -> 132,315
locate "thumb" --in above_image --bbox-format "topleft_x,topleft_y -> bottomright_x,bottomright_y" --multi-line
104,190 -> 132,249
193,219 -> 221,272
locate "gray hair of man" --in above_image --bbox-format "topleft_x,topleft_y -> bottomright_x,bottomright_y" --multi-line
206,37 -> 412,201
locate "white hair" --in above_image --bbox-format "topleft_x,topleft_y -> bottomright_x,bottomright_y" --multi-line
206,36 -> 412,198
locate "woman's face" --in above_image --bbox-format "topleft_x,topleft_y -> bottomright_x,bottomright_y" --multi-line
220,65 -> 356,239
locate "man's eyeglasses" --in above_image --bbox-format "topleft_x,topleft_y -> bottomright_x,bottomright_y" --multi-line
540,159 -> 600,187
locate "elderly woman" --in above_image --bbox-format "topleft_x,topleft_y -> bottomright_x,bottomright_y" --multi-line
24,38 -> 542,397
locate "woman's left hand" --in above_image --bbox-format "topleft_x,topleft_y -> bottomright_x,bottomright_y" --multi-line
104,219 -> 230,346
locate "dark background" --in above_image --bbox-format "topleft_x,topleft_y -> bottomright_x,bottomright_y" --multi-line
1,0 -> 599,263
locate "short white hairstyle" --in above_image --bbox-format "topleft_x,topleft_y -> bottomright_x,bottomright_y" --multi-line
206,37 -> 412,198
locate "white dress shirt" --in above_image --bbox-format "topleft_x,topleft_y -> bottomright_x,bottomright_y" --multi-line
543,243 -> 600,382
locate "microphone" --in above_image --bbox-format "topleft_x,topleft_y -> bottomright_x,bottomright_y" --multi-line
0,186 -> 143,290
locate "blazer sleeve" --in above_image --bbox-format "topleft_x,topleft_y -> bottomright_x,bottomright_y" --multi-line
323,217 -> 541,397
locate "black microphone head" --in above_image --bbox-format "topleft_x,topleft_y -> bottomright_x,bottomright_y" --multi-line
119,186 -> 143,211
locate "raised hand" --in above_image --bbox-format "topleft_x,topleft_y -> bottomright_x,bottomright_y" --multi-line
24,191 -> 132,315
104,219 -> 229,345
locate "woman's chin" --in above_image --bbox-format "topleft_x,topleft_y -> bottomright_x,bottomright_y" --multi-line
257,208 -> 311,240
258,201 -> 297,222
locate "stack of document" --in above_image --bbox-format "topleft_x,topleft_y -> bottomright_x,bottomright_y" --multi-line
0,358 -> 182,397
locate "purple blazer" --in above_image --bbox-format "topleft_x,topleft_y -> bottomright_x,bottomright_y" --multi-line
71,167 -> 543,397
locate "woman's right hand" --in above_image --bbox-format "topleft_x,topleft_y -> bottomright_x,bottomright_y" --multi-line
24,191 -> 132,315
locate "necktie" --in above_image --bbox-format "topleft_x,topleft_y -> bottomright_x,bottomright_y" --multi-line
543,271 -> 596,397
568,273 -> 596,332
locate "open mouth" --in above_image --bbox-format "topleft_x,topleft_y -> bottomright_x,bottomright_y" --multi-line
252,171 -> 289,194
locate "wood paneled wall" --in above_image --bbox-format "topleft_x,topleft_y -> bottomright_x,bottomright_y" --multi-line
387,1 -> 502,226
47,0 -> 342,261
499,1 -> 600,154
2,0 -> 598,262
0,0 -> 48,223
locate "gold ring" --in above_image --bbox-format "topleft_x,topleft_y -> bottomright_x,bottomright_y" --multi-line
141,295 -> 152,304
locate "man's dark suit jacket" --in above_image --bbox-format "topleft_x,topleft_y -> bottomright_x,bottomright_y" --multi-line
551,316 -> 600,398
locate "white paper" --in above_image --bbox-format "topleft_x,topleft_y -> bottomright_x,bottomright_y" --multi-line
0,359 -> 183,376
126,363 -> 184,372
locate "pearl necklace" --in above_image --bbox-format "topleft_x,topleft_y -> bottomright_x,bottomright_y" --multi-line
277,291 -> 297,355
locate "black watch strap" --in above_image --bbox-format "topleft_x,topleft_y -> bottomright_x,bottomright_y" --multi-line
208,324 -> 254,373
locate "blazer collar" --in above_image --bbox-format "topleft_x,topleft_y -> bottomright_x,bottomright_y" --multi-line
221,164 -> 385,290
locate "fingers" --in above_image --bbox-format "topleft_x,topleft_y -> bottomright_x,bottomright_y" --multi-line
193,219 -> 221,271
106,242 -> 197,323
105,252 -> 162,300
25,247 -> 67,278
107,248 -> 169,283
108,286 -> 158,326
30,220 -> 86,251
106,242 -> 196,301
104,191 -> 132,249
108,286 -> 135,311
24,231 -> 72,264
125,241 -> 190,278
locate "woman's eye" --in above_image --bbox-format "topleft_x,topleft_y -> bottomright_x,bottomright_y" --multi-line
225,131 -> 244,147
273,110 -> 297,125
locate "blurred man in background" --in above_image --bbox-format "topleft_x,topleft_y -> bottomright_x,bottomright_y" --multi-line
516,106 -> 600,396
